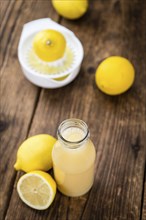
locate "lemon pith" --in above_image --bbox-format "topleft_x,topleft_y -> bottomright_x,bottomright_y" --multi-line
17,171 -> 56,210
33,29 -> 66,62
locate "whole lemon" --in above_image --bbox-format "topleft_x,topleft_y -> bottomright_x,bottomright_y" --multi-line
33,29 -> 66,62
52,0 -> 88,20
14,134 -> 56,172
95,56 -> 135,95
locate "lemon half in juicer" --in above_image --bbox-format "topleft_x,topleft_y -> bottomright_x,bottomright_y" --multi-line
18,18 -> 84,88
29,29 -> 72,75
33,29 -> 66,62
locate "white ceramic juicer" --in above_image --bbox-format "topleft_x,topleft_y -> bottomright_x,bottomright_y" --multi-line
18,18 -> 84,88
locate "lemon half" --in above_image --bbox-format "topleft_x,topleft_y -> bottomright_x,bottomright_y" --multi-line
95,56 -> 135,95
17,171 -> 56,210
33,29 -> 66,62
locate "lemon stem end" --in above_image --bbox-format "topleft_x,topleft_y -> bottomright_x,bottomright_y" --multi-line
14,161 -> 20,170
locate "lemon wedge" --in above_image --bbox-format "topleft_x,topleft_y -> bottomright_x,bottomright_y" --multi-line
17,171 -> 56,210
33,29 -> 66,62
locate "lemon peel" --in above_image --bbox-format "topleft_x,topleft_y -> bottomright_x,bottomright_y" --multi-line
52,0 -> 88,20
95,56 -> 135,95
33,29 -> 66,62
14,134 -> 56,172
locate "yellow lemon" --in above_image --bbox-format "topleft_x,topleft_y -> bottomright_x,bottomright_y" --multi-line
95,56 -> 135,95
52,0 -> 88,20
33,29 -> 66,62
17,171 -> 56,210
14,134 -> 56,172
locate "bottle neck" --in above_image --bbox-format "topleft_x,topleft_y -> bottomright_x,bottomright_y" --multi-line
57,119 -> 90,149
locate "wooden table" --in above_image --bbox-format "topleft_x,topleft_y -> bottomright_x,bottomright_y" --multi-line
1,0 -> 146,219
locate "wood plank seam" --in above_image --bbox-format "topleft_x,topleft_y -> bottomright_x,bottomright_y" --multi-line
25,88 -> 42,137
79,191 -> 92,220
140,161 -> 146,220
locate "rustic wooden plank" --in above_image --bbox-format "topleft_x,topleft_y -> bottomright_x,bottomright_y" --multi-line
0,1 -> 39,218
0,0 -> 15,38
0,0 -> 23,67
142,176 -> 146,220
0,0 -> 10,15
0,0 -> 10,20
0,0 -> 59,219
0,0 -> 11,21
4,0 -> 146,220
79,0 -> 146,219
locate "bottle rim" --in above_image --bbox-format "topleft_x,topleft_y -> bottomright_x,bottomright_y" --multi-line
57,118 -> 90,146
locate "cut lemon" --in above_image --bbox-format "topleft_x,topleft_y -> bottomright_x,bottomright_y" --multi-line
33,29 -> 66,62
17,171 -> 56,210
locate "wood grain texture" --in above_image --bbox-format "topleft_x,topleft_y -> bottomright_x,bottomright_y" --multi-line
0,0 -> 58,219
0,0 -> 14,35
1,0 -> 146,220
0,1 -> 39,218
142,178 -> 146,220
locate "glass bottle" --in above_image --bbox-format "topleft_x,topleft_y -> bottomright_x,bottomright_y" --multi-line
52,118 -> 96,197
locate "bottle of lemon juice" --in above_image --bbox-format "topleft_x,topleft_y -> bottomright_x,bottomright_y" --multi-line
52,119 -> 96,197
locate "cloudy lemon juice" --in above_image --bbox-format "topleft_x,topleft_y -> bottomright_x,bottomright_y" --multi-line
52,119 -> 96,197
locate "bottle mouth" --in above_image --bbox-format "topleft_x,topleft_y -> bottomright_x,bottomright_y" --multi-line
57,118 -> 90,147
